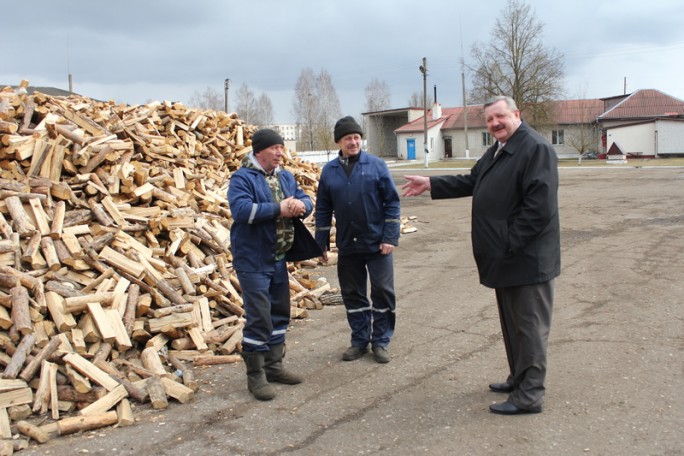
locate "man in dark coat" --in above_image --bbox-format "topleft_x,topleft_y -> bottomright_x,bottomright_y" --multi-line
402,96 -> 560,415
228,129 -> 313,401
315,116 -> 401,364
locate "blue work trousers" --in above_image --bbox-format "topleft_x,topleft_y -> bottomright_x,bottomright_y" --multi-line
237,259 -> 291,353
337,251 -> 396,348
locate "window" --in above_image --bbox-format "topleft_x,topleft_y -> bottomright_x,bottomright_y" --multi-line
482,132 -> 493,146
552,130 -> 565,145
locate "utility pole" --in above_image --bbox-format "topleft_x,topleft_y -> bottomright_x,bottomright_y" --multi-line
224,79 -> 230,113
419,57 -> 429,168
460,24 -> 469,159
461,67 -> 469,159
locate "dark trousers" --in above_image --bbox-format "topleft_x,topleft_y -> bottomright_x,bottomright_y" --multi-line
495,280 -> 554,409
337,251 -> 396,348
237,259 -> 291,352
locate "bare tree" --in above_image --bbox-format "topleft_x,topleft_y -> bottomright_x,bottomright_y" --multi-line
292,68 -> 341,151
234,83 -> 258,125
255,94 -> 274,127
187,86 -> 223,111
566,86 -> 600,163
365,79 -> 391,112
407,91 -> 434,108
314,70 -> 341,152
234,84 -> 274,127
365,79 -> 392,154
467,0 -> 564,126
293,68 -> 317,151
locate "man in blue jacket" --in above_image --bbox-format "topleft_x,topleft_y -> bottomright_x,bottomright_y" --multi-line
315,116 -> 401,364
402,96 -> 560,415
228,128 -> 313,401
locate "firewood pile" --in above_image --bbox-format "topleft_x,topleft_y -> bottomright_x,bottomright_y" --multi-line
0,81 -> 343,452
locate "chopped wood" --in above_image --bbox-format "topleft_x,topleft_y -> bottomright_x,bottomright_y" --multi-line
9,286 -> 32,336
2,334 -> 35,379
0,409 -> 10,439
193,354 -> 242,366
54,410 -> 118,435
116,398 -> 134,426
0,85 -> 339,447
144,376 -> 168,410
0,386 -> 32,408
78,383 -> 127,416
159,376 -> 194,404
62,353 -> 119,391
15,420 -> 50,443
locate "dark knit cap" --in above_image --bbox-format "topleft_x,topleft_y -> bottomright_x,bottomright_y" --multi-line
334,116 -> 363,143
251,128 -> 284,154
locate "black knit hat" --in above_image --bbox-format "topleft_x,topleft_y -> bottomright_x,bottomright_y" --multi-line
251,128 -> 284,154
334,116 -> 363,143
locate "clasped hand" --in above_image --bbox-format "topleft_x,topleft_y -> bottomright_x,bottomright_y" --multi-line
280,196 -> 306,218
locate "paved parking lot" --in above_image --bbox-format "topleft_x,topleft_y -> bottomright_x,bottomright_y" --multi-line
23,167 -> 684,456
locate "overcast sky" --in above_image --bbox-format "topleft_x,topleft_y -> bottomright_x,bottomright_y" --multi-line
3,0 -> 684,124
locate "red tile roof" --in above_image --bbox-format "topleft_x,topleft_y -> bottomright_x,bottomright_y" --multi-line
550,99 -> 605,124
599,89 -> 684,119
393,90 -> 684,134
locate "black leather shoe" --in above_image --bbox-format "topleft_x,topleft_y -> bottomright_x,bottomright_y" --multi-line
488,382 -> 514,393
489,401 -> 542,415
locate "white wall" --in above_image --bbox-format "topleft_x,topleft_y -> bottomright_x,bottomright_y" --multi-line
396,127 -> 444,163
655,120 -> 684,155
606,123 -> 655,156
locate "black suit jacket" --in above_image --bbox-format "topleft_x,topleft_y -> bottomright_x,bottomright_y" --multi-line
430,122 -> 561,288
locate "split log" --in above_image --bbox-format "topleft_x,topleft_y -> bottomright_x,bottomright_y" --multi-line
15,420 -> 50,443
4,197 -> 35,237
2,334 -> 35,379
19,336 -> 61,383
144,376 -> 167,410
61,353 -> 119,391
159,376 -> 194,404
9,286 -> 32,336
92,359 -> 146,403
0,386 -> 32,408
53,410 -> 118,436
78,384 -> 127,416
193,354 -> 242,366
168,352 -> 198,392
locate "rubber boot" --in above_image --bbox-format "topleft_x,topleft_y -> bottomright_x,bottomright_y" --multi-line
241,351 -> 276,401
264,343 -> 303,385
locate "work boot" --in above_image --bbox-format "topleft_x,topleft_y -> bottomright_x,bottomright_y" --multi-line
241,351 -> 276,401
342,345 -> 368,361
264,343 -> 303,385
372,346 -> 390,364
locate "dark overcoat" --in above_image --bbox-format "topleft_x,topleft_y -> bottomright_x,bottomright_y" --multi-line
430,122 -> 561,288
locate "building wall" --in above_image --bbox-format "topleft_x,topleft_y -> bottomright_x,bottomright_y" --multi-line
655,120 -> 684,155
367,115 -> 409,158
606,123 -> 655,156
395,124 -> 445,163
536,124 -> 601,157
270,124 -> 299,141
443,128 -> 490,159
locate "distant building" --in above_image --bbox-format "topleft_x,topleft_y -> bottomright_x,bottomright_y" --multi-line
363,89 -> 684,162
267,124 -> 300,152
270,124 -> 299,142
